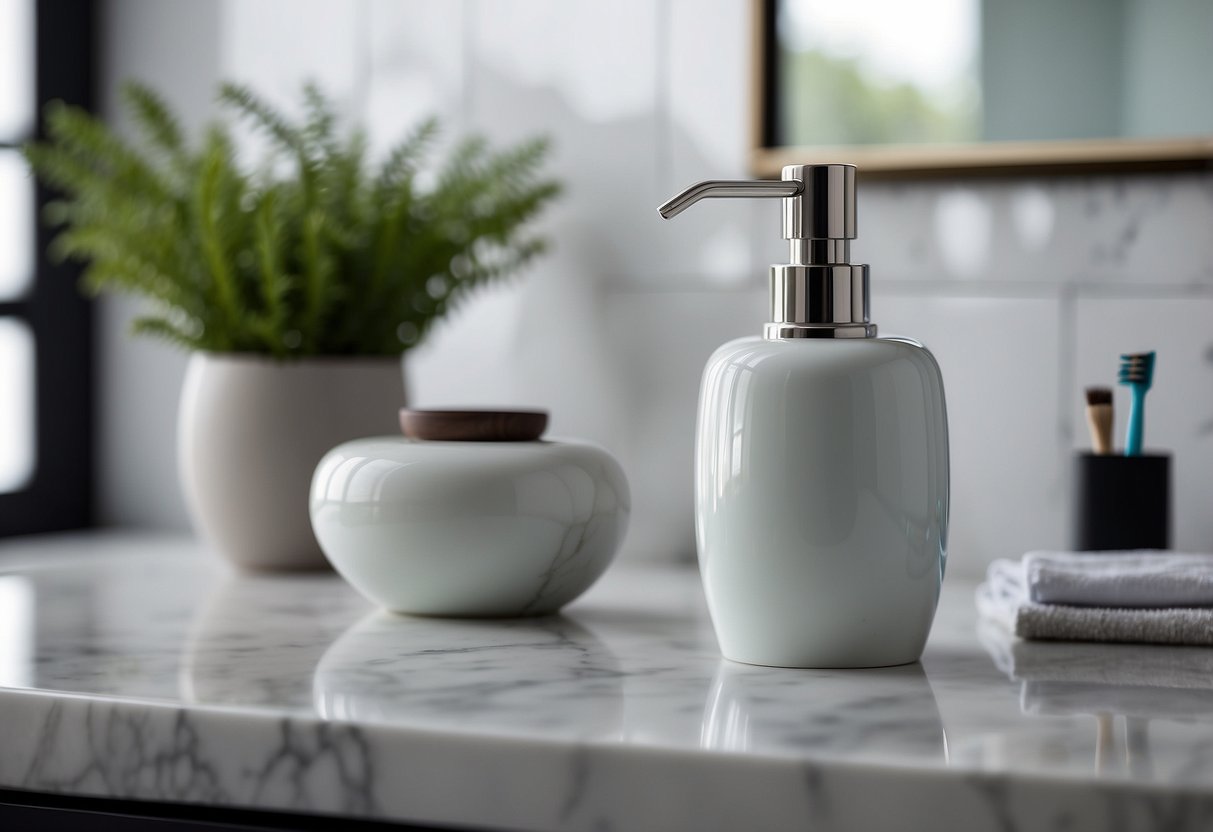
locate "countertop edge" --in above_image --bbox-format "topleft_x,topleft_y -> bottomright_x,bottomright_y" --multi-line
3,686 -> 1212,832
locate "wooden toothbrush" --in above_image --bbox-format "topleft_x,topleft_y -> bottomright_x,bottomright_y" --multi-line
1085,387 -> 1113,455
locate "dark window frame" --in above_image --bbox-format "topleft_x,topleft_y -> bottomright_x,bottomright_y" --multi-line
0,0 -> 95,536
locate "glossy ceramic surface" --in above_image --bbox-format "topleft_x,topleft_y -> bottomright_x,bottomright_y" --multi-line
309,437 -> 630,616
696,336 -> 949,667
179,353 -> 404,571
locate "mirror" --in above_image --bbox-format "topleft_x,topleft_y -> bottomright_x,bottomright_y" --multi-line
753,0 -> 1213,177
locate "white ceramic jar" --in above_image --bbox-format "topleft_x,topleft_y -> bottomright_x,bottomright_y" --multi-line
310,434 -> 630,617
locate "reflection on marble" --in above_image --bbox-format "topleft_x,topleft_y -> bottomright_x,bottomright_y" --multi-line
180,573 -> 365,709
980,619 -> 1213,719
701,660 -> 946,762
4,535 -> 1213,830
315,611 -> 625,738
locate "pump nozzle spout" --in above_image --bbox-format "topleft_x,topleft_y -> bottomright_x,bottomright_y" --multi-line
657,179 -> 802,219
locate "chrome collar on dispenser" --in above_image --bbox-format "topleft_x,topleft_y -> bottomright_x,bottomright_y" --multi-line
658,163 -> 875,340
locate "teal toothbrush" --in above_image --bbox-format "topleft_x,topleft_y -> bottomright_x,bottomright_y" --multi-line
1117,351 -> 1155,456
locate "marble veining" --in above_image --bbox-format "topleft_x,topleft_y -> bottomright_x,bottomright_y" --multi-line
3,534 -> 1213,831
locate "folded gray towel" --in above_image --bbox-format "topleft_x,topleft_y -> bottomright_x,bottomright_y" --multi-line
1024,550 -> 1213,607
977,564 -> 1213,646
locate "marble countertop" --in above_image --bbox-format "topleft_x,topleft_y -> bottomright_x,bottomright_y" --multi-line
1,534 -> 1212,831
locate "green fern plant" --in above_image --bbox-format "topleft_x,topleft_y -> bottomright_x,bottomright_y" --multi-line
24,81 -> 562,357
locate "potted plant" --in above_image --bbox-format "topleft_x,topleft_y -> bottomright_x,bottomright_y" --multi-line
25,82 -> 561,570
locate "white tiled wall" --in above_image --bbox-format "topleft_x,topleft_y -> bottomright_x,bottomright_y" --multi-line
101,0 -> 1213,578
881,295 -> 1069,567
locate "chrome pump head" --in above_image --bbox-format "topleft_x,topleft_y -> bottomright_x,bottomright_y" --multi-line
658,163 -> 874,339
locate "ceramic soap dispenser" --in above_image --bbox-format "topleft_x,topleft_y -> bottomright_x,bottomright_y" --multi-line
659,164 -> 949,668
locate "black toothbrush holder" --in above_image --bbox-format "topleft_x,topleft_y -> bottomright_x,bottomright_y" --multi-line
1072,452 -> 1171,551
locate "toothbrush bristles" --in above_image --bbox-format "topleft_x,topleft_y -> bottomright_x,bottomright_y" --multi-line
1085,387 -> 1112,406
1117,352 -> 1155,385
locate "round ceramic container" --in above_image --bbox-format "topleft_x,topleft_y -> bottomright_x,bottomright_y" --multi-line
309,436 -> 630,617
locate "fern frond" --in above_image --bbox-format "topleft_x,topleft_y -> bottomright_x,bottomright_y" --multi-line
39,101 -> 174,203
130,315 -> 203,350
122,82 -> 186,159
25,80 -> 561,357
374,117 -> 439,196
56,227 -> 198,307
193,127 -> 242,348
302,81 -> 336,151
252,187 -> 291,356
299,208 -> 332,351
23,142 -> 138,205
217,82 -> 303,154
327,129 -> 367,215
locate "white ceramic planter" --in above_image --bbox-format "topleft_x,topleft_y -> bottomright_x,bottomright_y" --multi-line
310,437 -> 630,616
179,353 -> 404,571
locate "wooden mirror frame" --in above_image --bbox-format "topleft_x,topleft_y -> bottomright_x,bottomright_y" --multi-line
750,0 -> 1213,179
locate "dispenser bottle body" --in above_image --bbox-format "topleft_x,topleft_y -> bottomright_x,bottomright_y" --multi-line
695,335 -> 949,668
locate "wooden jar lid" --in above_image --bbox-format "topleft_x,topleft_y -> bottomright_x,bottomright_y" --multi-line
399,409 -> 549,442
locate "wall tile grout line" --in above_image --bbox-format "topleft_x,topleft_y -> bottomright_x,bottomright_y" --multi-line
599,279 -> 1213,297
